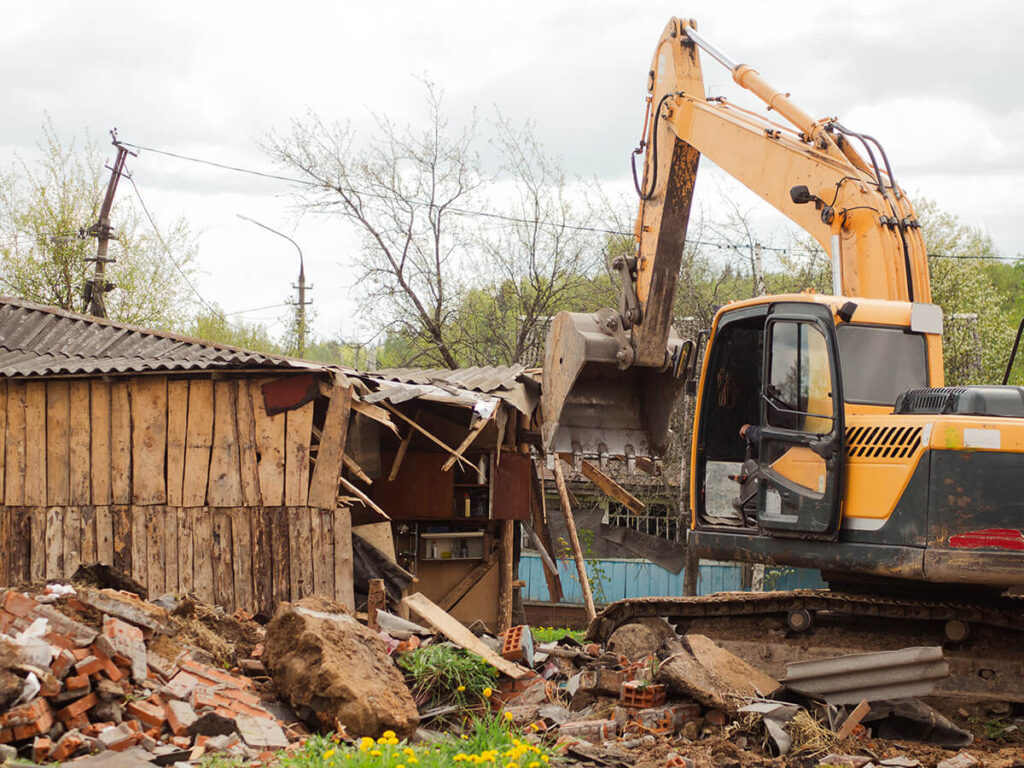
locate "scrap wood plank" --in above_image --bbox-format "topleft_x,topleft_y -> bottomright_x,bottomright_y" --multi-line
164,505 -> 179,594
93,506 -> 111,566
342,453 -> 372,485
836,699 -> 871,740
63,506 -> 82,577
146,506 -> 166,596
381,402 -> 478,476
193,508 -> 215,604
109,382 -> 132,505
558,454 -> 645,515
46,380 -> 71,506
333,506 -> 354,612
177,507 -> 194,595
131,506 -> 148,589
552,458 -> 596,621
229,507 -> 254,613
30,508 -> 46,582
10,508 -> 30,583
212,509 -> 235,612
131,377 -> 168,505
441,413 -> 492,472
401,592 -> 529,679
284,401 -> 314,506
90,380 -> 111,506
308,383 -> 353,510
79,505 -> 96,565
24,382 -> 47,506
0,508 -> 8,587
270,507 -> 290,607
45,506 -> 64,580
69,380 -> 91,505
111,505 -> 131,577
350,398 -> 400,436
310,506 -> 334,598
166,379 -> 189,507
498,520 -> 514,633
250,379 -> 285,506
183,380 -> 214,507
207,381 -> 243,507
352,522 -> 396,563
0,381 -> 5,506
387,419 -> 415,482
5,381 -> 26,505
234,380 -> 262,507
437,549 -> 496,612
251,505 -> 272,618
338,475 -> 390,520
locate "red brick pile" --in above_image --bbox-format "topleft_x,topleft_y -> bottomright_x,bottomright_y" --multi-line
0,588 -> 299,764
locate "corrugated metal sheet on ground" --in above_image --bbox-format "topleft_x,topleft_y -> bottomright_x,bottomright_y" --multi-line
520,553 -> 825,604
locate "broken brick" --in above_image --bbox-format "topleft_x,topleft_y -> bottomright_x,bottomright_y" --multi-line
620,680 -> 667,709
558,718 -> 617,742
50,729 -> 85,761
0,698 -> 53,729
51,648 -> 77,679
221,687 -> 262,707
125,698 -> 166,729
32,736 -> 52,762
64,672 -> 91,693
3,590 -> 38,618
56,692 -> 98,723
75,655 -> 105,677
163,670 -> 200,701
97,723 -> 135,752
191,685 -> 220,711
165,699 -> 198,736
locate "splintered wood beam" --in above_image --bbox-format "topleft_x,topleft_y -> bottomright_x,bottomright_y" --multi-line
553,457 -> 596,622
343,452 -> 372,485
559,455 -> 646,515
351,398 -> 401,436
387,410 -> 419,482
309,383 -> 353,510
381,402 -> 479,477
338,474 -> 391,520
441,414 -> 492,472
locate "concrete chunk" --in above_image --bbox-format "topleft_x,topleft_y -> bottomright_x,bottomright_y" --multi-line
236,714 -> 289,750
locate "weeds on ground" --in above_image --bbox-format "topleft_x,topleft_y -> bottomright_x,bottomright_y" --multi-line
397,645 -> 498,708
530,627 -> 584,644
278,715 -> 559,768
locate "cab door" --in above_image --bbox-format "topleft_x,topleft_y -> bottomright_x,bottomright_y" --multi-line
756,303 -> 844,539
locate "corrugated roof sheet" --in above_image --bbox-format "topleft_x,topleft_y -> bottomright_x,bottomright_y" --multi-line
0,296 -> 311,377
372,365 -> 528,393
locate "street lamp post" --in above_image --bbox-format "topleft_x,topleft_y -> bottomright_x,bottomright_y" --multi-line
237,215 -> 310,357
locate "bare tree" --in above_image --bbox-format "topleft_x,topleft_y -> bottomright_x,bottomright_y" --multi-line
265,83 -> 482,369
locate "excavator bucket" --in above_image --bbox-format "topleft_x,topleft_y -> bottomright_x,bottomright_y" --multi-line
541,310 -> 690,460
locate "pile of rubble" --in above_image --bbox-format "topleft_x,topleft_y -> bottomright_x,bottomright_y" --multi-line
0,583 -> 300,765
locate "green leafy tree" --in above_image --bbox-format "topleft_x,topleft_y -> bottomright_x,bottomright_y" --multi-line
188,307 -> 282,354
0,117 -> 198,329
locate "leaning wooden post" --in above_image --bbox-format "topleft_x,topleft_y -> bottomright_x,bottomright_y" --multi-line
498,520 -> 515,633
551,457 -> 596,622
367,578 -> 386,629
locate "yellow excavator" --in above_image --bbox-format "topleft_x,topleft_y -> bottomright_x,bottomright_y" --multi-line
542,18 -> 1023,698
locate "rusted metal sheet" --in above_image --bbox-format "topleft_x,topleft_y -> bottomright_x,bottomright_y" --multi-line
781,646 -> 948,704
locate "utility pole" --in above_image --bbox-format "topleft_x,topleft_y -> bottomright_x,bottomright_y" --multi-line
84,130 -> 136,318
236,215 -> 311,357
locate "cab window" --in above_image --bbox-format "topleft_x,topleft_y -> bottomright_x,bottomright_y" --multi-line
766,321 -> 833,433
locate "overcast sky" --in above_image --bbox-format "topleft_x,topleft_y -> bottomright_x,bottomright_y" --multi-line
3,0 -> 1021,342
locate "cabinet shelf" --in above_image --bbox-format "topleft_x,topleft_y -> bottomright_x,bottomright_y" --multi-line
421,532 -> 485,540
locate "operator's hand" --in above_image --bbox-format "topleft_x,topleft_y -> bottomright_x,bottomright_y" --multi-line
739,423 -> 752,439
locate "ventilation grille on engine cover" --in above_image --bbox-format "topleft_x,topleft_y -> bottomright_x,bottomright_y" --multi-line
845,425 -> 923,459
895,387 -> 968,414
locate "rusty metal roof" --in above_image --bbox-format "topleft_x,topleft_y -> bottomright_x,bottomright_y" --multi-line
0,296 -> 312,377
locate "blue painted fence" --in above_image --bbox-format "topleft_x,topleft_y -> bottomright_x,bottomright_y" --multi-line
520,553 -> 824,605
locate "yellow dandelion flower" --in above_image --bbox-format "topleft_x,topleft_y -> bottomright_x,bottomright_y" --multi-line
506,763 -> 517,768
323,749 -> 336,759
542,757 -> 550,763
387,738 -> 400,746
370,750 -> 382,757
461,734 -> 469,740
383,730 -> 397,739
408,758 -> 419,764
504,711 -> 514,721
482,687 -> 493,698
529,763 -> 540,768
457,685 -> 466,692
396,765 -> 405,768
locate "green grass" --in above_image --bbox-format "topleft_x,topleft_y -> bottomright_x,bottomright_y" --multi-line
397,645 -> 499,708
277,714 -> 559,768
529,627 -> 584,644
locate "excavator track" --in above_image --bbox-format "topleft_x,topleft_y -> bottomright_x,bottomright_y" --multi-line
586,590 -> 1024,703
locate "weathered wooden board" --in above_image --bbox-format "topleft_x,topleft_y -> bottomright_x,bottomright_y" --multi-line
333,506 -> 354,611
296,507 -> 313,599
0,507 -> 8,587
111,505 -> 131,576
212,509 -> 235,612
90,381 -> 111,506
45,506 -> 64,580
0,381 -> 6,505
95,505 -> 113,566
5,382 -> 26,506
284,402 -> 314,506
229,507 -> 254,613
177,507 -> 194,595
110,382 -> 132,505
11,507 -> 32,584
183,380 -> 214,507
310,507 -> 333,597
131,506 -> 148,589
270,507 -> 290,608
352,522 -> 396,563
235,381 -> 261,507
131,378 -> 168,504
308,385 -> 352,510
193,508 -> 215,604
164,506 -> 178,594
46,381 -> 71,506
251,380 -> 285,506
24,383 -> 47,506
208,381 -> 243,507
81,506 -> 97,565
251,506 -> 272,617
287,508 -> 299,600
166,380 -> 189,507
146,507 -> 165,596
69,381 -> 91,505
63,506 -> 82,577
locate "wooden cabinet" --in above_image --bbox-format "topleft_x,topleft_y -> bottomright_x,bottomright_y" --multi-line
372,452 -> 454,520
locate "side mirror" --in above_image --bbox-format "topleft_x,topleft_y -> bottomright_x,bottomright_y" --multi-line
790,185 -> 814,205
672,339 -> 695,380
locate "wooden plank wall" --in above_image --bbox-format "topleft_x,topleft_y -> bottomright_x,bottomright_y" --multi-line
0,375 -> 356,616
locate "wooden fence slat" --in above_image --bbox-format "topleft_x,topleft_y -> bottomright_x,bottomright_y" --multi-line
208,381 -> 242,507
308,385 -> 352,510
5,382 -> 26,506
164,506 -> 178,594
183,381 -> 214,507
110,383 -> 132,505
229,508 -> 253,613
12,508 -> 31,584
333,506 -> 354,611
63,506 -> 82,577
90,381 -> 111,505
0,381 -> 7,505
177,507 -> 194,596
270,507 -> 290,609
0,507 -> 9,587
131,378 -> 167,504
81,506 -> 97,565
212,510 -> 235,611
69,381 -> 91,505
24,383 -> 47,506
284,403 -> 314,506
111,505 -> 131,576
131,507 -> 147,590
46,381 -> 70,506
251,506 -> 272,618
94,506 -> 112,566
311,507 -> 333,597
298,507 -> 313,600
251,381 -> 285,506
287,507 -> 299,601
166,380 -> 189,507
235,381 -> 261,507
45,506 -> 64,580
146,507 -> 165,596
193,508 -> 214,604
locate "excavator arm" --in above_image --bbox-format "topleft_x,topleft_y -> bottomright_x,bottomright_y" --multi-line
543,17 -> 930,459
